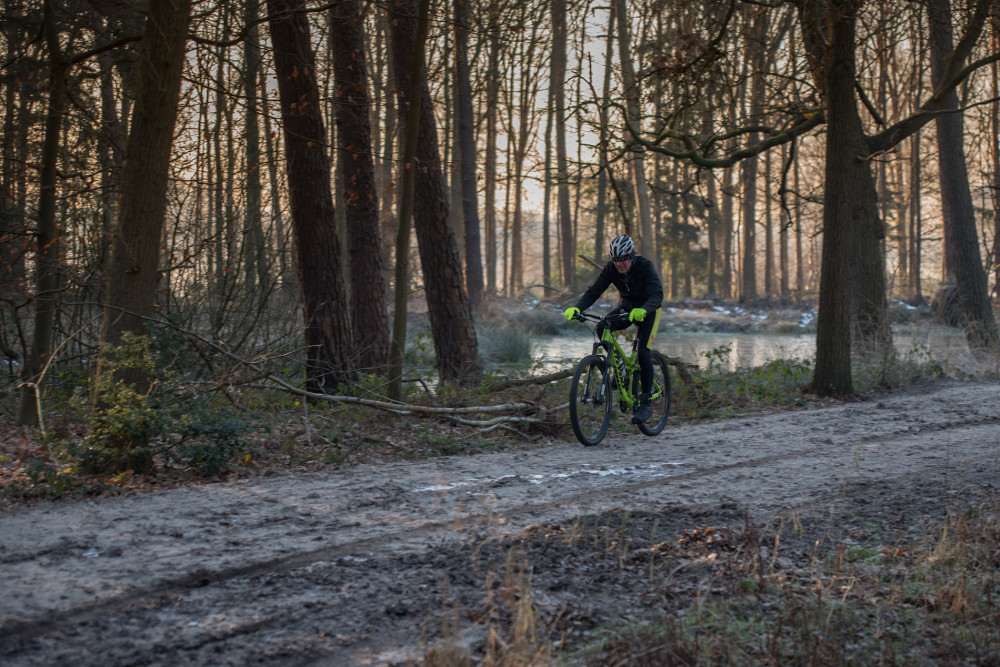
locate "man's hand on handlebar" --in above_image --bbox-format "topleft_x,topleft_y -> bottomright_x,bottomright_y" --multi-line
564,306 -> 581,322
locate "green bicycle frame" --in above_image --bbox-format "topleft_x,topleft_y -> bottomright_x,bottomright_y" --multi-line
592,329 -> 639,410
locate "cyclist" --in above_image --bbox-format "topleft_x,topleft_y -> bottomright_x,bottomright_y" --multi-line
563,234 -> 663,423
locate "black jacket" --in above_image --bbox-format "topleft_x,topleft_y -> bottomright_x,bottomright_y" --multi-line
574,255 -> 663,314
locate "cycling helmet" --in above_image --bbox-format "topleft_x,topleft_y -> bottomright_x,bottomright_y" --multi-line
609,234 -> 635,261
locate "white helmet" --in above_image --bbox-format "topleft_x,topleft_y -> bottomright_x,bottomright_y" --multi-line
609,234 -> 634,261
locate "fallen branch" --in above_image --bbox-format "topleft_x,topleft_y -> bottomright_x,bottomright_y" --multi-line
445,402 -> 569,431
487,368 -> 573,391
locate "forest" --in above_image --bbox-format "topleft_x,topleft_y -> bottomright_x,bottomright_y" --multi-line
3,0 -> 1000,462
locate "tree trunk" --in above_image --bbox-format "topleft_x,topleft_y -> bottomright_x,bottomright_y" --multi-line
453,0 -> 484,311
243,0 -> 268,297
594,6 -> 615,266
542,87 -> 553,285
330,0 -> 390,371
909,131 -> 922,300
389,0 -> 480,383
764,150 -> 774,297
552,0 -> 574,289
614,0 -> 655,263
740,5 -> 767,301
93,0 -> 191,409
268,0 -> 355,392
927,0 -> 999,352
17,0 -> 67,426
483,1 -> 500,294
811,1 -> 871,395
721,162 -> 734,299
778,144 -> 790,297
992,21 -> 1000,299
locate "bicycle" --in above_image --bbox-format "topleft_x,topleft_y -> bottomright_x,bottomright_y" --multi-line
567,311 -> 671,446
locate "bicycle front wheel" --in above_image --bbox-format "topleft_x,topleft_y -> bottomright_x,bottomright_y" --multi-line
636,351 -> 671,436
569,354 -> 612,446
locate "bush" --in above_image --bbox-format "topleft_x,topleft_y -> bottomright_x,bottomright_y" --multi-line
478,322 -> 533,364
82,332 -> 249,476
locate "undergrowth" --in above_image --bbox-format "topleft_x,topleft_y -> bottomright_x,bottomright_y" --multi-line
419,490 -> 1000,666
0,329 -> 983,503
575,497 -> 1000,665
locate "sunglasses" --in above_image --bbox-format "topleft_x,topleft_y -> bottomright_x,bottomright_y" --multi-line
611,255 -> 632,263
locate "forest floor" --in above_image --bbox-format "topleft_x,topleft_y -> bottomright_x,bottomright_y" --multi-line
2,299 -> 1000,665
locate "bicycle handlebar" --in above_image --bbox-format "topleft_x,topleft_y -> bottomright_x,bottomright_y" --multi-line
572,311 -> 605,323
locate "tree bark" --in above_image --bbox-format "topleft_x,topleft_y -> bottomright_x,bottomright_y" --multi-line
267,0 -> 356,392
330,0 -> 390,371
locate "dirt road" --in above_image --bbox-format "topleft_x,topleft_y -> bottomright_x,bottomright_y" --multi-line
2,379 -> 999,665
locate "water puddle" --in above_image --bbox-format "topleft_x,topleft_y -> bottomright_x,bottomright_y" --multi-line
412,462 -> 685,494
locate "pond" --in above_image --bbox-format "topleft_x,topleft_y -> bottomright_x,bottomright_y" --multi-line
531,325 -> 973,374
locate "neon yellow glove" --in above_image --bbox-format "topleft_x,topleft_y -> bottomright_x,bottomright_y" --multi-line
628,308 -> 646,323
564,306 -> 581,322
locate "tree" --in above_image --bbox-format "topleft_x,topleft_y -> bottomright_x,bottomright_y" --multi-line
552,0 -> 574,288
625,0 -> 997,394
330,0 -> 390,371
93,0 -> 191,400
482,0 -> 502,294
268,0 -> 355,392
614,0 -> 655,263
926,0 -> 998,352
242,0 -> 268,297
389,0 -> 480,383
453,0 -> 484,310
17,0 -> 69,425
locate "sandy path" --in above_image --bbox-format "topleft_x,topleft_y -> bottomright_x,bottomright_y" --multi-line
2,379 -> 999,665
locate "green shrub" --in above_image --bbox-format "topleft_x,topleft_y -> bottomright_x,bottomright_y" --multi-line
82,332 -> 249,476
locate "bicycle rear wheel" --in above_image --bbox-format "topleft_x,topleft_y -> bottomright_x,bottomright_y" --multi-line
569,354 -> 612,446
636,351 -> 671,436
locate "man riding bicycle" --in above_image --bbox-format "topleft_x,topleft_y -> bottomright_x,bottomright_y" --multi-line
564,234 -> 663,424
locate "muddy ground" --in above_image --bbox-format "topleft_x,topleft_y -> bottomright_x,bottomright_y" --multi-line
2,378 -> 999,665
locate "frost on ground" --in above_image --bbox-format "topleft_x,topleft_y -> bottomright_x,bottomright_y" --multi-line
2,379 -> 999,665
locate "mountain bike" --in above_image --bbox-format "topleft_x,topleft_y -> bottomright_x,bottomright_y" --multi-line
567,311 -> 671,446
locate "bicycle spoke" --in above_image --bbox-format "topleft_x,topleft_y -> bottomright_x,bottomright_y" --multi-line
637,351 -> 671,436
569,355 -> 612,446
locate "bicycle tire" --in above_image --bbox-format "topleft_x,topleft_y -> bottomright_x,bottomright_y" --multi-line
569,354 -> 612,446
636,351 -> 671,436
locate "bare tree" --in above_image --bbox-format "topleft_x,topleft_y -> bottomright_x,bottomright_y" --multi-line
268,0 -> 355,392
17,0 -> 68,425
93,0 -> 191,407
330,0 -> 390,371
552,0 -> 574,288
926,0 -> 998,352
389,0 -> 480,383
614,0 -> 655,263
453,0 -> 484,310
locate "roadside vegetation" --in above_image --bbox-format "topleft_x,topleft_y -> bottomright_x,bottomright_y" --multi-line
0,297 -> 988,507
421,484 -> 1000,666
